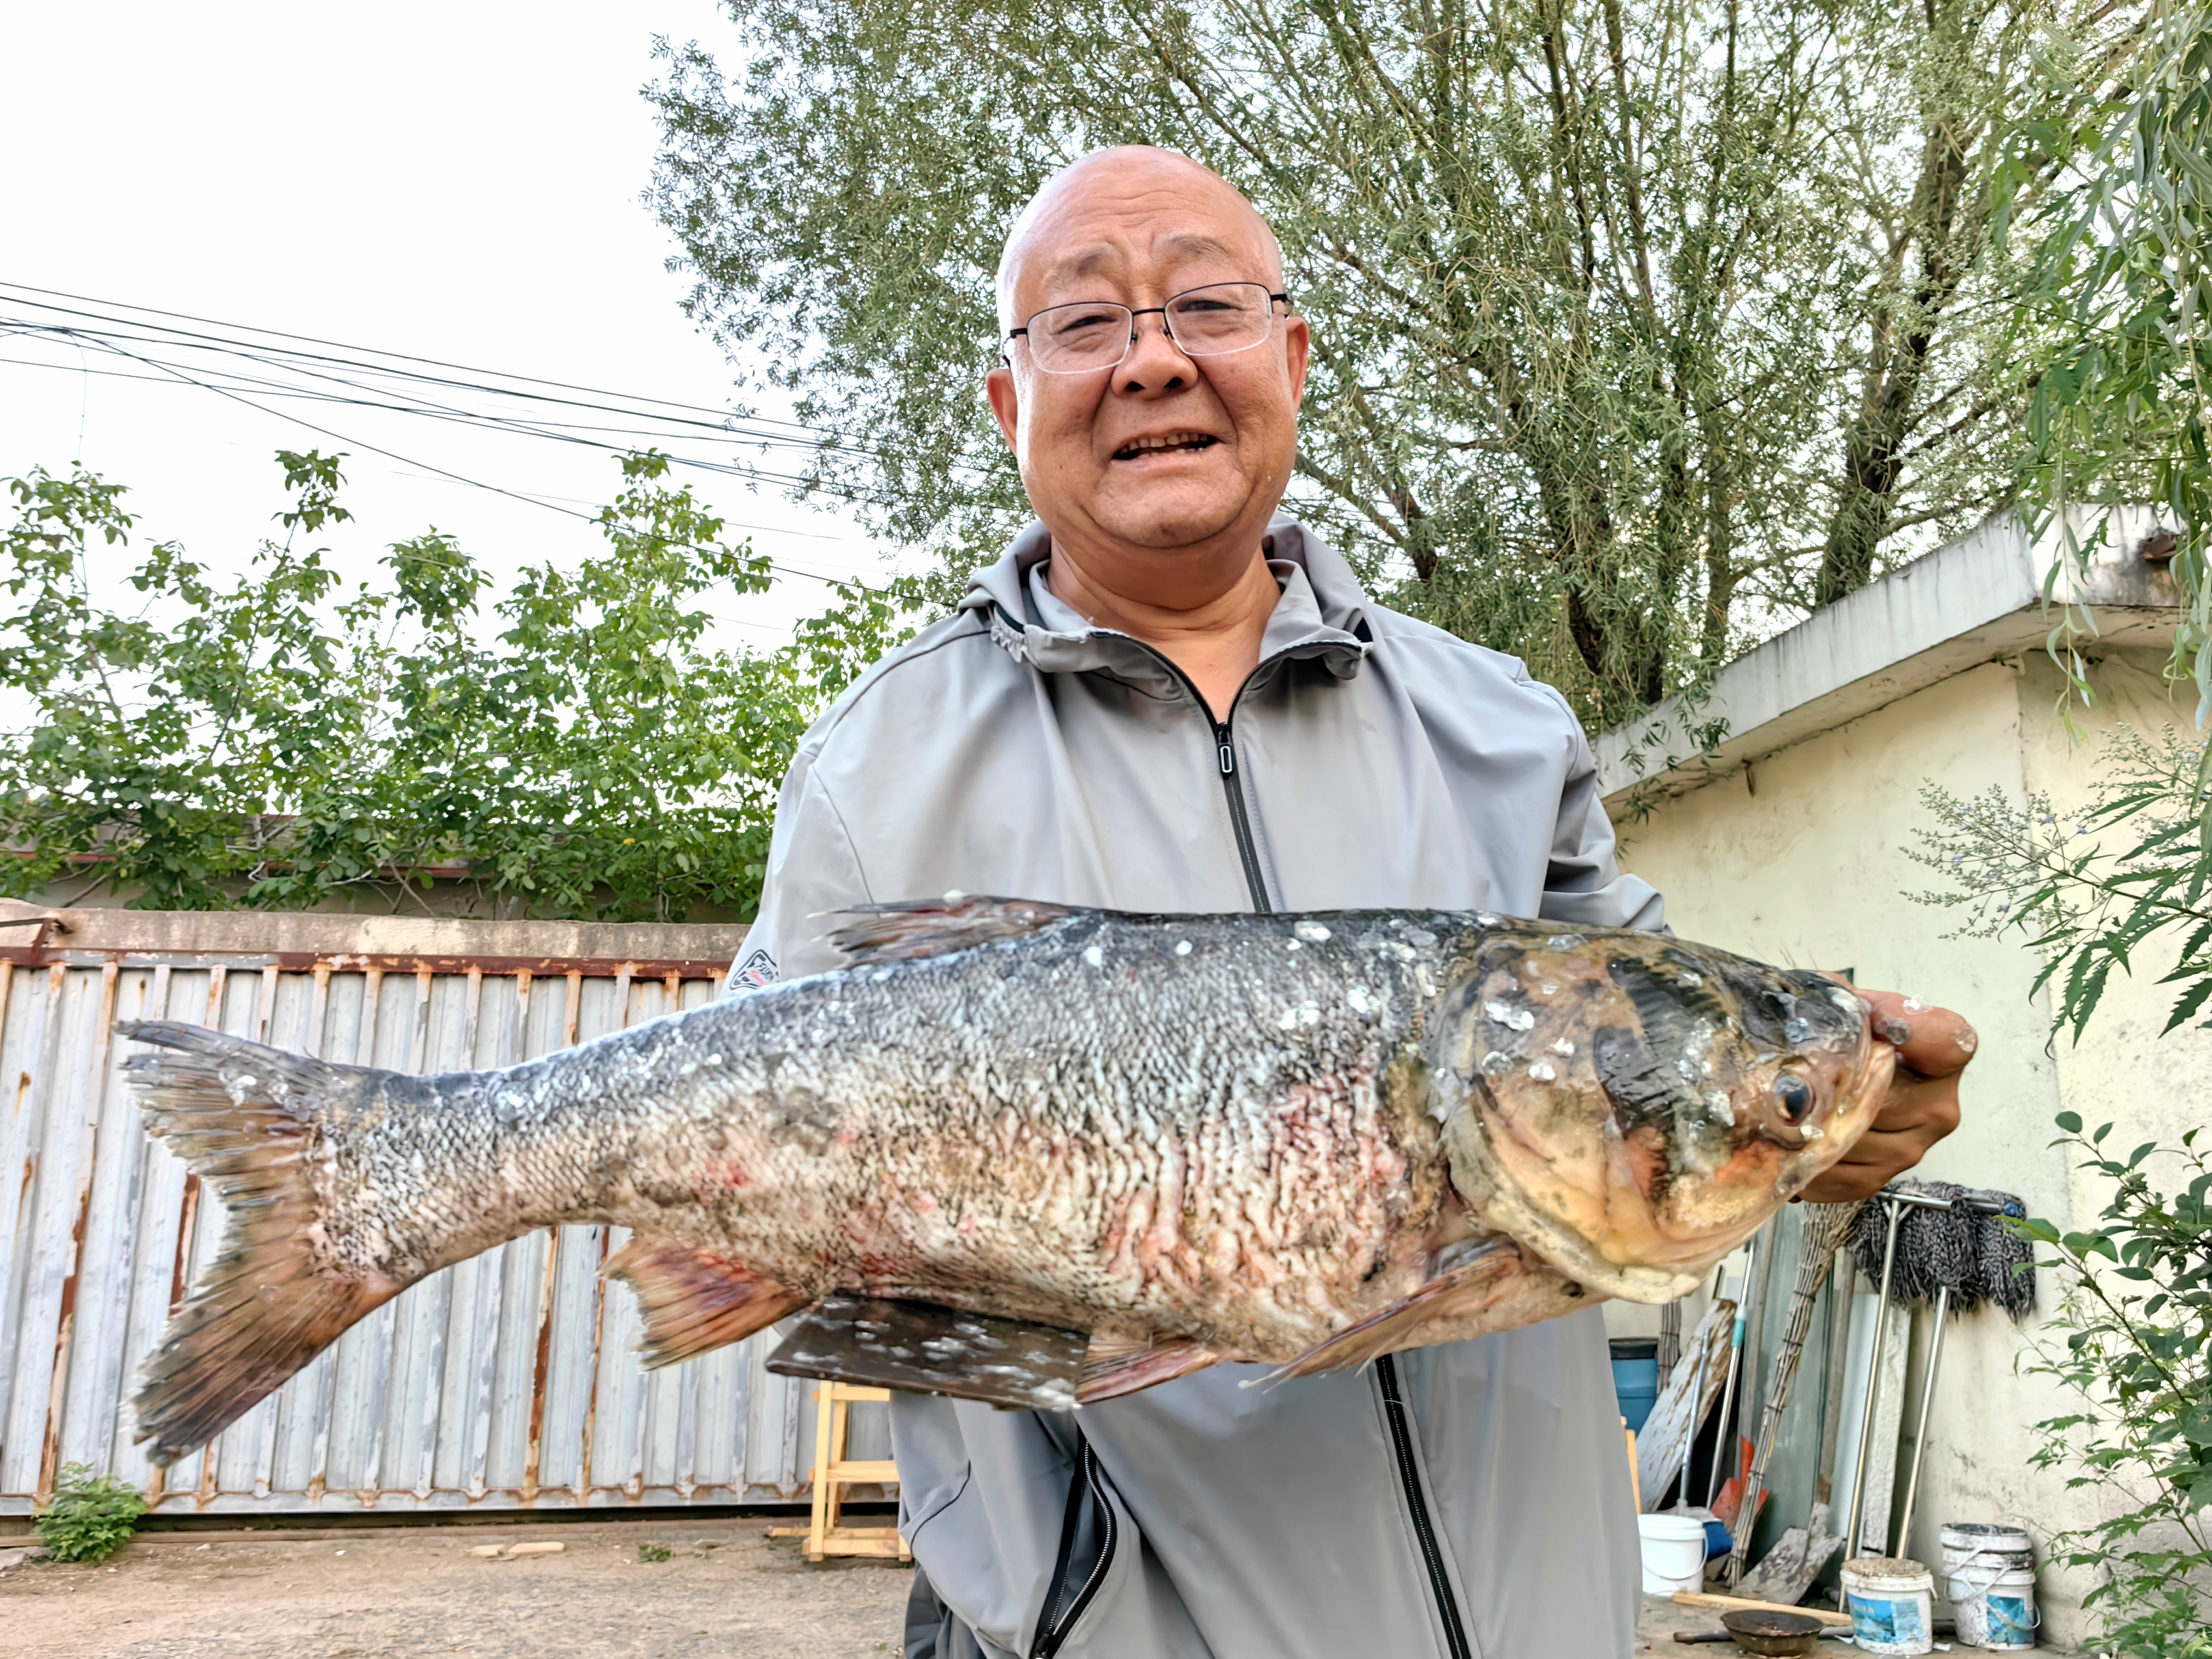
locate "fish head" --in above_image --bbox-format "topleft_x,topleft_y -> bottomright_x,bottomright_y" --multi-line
1431,925 -> 1893,1303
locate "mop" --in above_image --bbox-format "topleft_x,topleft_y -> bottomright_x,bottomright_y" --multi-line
1843,1182 -> 2034,1556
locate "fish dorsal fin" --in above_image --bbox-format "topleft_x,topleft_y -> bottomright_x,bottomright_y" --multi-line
825,894 -> 1075,967
604,1237 -> 807,1368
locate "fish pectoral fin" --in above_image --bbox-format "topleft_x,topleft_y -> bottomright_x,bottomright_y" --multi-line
605,1237 -> 807,1368
766,1295 -> 1089,1412
1259,1242 -> 1530,1386
824,895 -> 1075,966
1076,1331 -> 1225,1404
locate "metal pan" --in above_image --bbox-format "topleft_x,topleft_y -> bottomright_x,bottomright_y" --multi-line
1671,1610 -> 1829,1656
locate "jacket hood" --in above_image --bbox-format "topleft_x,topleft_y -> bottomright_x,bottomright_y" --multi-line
956,517 -> 1372,689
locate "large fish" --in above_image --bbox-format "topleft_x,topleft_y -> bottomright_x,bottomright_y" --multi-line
116,898 -> 1892,1464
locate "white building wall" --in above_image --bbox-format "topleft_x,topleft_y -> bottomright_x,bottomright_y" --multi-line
1605,650 -> 2198,1647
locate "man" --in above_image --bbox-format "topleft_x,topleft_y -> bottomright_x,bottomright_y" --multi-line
739,147 -> 1970,1659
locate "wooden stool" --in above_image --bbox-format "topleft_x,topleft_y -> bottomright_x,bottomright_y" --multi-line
770,1383 -> 912,1562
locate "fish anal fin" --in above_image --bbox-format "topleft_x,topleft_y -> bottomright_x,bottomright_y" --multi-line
1260,1241 -> 1530,1385
825,895 -> 1075,967
1077,1331 -> 1225,1404
606,1236 -> 807,1368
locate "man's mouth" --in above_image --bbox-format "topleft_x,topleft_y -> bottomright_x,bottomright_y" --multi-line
1111,432 -> 1220,462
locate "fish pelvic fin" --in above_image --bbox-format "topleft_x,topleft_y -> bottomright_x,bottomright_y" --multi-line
1076,1331 -> 1225,1404
1257,1241 -> 1529,1387
824,894 -> 1075,966
605,1236 -> 807,1367
116,1020 -> 398,1467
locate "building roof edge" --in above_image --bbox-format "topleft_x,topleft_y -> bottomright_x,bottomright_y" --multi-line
1596,507 -> 2183,813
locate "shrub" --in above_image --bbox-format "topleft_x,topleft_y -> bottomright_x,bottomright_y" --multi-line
34,1464 -> 147,1564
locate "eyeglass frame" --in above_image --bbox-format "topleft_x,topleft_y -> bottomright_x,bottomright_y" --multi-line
1004,283 -> 1293,373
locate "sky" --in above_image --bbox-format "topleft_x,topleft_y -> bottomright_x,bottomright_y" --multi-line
0,0 -> 892,644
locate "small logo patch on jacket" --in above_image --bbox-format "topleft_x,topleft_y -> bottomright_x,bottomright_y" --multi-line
730,947 -> 779,992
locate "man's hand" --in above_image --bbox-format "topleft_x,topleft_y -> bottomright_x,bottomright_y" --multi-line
1797,986 -> 1974,1203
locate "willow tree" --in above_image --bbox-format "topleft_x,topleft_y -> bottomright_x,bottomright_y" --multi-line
650,0 -> 2082,723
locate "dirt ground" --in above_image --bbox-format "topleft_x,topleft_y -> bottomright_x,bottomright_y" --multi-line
1,1520 -> 1739,1657
0,1519 -> 911,1659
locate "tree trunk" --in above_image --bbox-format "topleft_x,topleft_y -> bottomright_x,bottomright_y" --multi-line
1814,60 -> 1977,605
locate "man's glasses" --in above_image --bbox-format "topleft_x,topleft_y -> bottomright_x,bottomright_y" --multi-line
1009,282 -> 1289,374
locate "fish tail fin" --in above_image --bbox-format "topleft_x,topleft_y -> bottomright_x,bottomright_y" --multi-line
117,1020 -> 399,1466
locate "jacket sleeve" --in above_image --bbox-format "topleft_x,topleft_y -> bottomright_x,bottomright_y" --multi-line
726,746 -> 873,992
1537,721 -> 1667,933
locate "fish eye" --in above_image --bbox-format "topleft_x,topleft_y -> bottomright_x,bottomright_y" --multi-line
1773,1073 -> 1815,1123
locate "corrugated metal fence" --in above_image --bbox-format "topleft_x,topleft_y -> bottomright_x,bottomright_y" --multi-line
0,908 -> 887,1516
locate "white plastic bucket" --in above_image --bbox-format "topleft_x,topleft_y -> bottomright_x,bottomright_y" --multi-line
1843,1556 -> 1936,1656
1638,1513 -> 1708,1595
1940,1523 -> 2038,1650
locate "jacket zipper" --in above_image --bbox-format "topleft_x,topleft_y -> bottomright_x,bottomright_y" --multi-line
1031,1440 -> 1117,1658
1378,1355 -> 1475,1659
1211,720 -> 1273,915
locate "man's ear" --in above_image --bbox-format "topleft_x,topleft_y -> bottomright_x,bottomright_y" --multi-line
985,365 -> 1021,451
1283,314 -> 1311,408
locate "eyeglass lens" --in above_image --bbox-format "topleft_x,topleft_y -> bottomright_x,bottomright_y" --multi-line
1025,282 -> 1276,373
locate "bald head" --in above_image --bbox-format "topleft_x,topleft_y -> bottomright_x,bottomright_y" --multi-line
995,147 -> 1284,334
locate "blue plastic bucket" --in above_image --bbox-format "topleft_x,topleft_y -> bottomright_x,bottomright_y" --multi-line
1610,1339 -> 1660,1432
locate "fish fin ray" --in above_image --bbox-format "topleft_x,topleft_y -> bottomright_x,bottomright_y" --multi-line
1076,1331 -> 1224,1403
116,1021 -> 395,1466
823,895 -> 1076,966
605,1237 -> 808,1367
1259,1242 -> 1528,1386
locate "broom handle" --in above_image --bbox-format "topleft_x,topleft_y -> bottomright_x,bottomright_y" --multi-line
1726,1202 -> 1860,1586
1845,1196 -> 1906,1554
1705,1232 -> 1758,1507
1891,1282 -> 1951,1553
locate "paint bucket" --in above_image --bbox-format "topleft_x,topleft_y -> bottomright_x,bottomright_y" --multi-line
1940,1523 -> 2038,1650
1843,1556 -> 1936,1656
1611,1338 -> 1660,1433
1638,1513 -> 1709,1594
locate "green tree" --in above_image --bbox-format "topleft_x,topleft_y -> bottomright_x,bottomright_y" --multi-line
1,450 -> 904,921
1906,22 -> 2212,1637
648,0 -> 2081,723
2002,0 -> 2211,717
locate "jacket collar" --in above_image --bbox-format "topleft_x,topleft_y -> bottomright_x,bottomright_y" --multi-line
957,517 -> 1371,689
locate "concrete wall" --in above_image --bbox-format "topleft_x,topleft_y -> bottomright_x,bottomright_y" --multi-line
1605,648 -> 2199,1647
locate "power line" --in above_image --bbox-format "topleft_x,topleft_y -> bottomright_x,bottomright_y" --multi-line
0,289 -> 1007,515
0,348 -> 868,539
0,279 -> 852,444
6,326 -> 887,594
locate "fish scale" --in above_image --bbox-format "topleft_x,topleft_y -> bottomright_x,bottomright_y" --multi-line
112,896 -> 1891,1463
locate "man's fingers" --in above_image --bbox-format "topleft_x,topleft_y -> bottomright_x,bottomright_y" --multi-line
1833,982 -> 1979,1081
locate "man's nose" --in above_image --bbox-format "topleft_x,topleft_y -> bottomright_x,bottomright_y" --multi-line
1115,311 -> 1196,394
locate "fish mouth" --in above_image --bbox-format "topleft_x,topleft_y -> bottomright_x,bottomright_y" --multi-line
1432,928 -> 1890,1304
1110,430 -> 1220,462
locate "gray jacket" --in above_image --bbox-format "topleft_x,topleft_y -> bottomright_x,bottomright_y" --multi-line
740,519 -> 1664,1659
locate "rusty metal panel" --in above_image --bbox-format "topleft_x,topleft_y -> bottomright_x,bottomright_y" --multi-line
0,914 -> 825,1516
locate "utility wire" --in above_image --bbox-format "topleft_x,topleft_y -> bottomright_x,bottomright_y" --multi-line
0,280 -> 851,444
14,326 -> 886,594
0,345 -> 873,517
0,281 -> 1004,488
